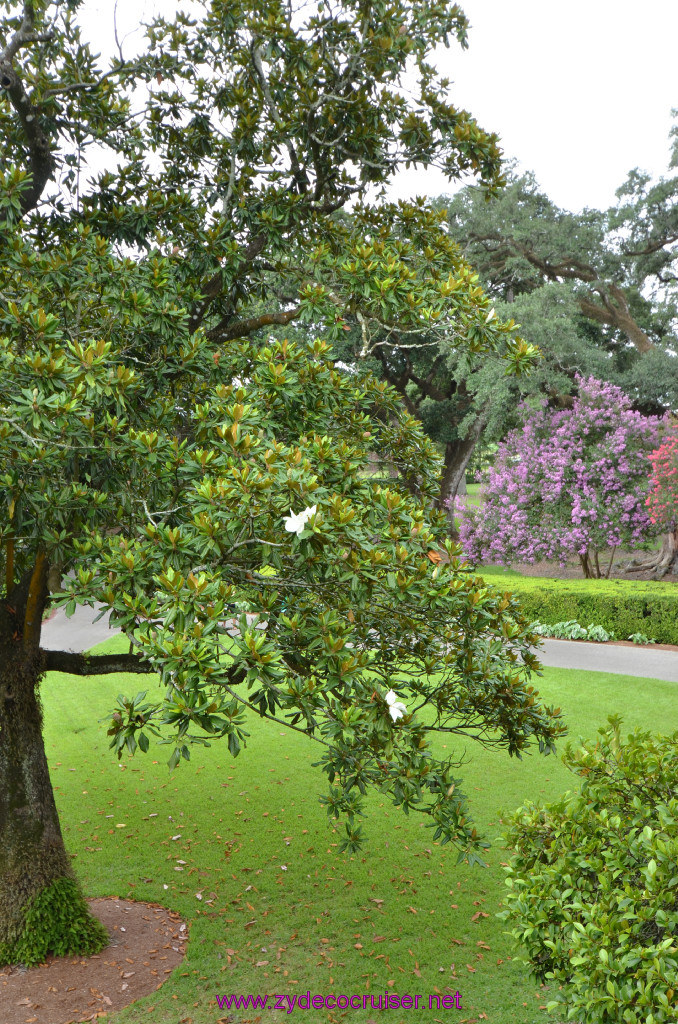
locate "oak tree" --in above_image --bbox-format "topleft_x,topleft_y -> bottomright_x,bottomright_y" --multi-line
341,151 -> 678,533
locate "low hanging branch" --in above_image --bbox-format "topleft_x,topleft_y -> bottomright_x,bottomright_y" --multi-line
44,650 -> 156,676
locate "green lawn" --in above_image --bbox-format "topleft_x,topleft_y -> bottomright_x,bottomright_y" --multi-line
463,482 -> 482,507
452,483 -> 482,534
42,634 -> 678,1024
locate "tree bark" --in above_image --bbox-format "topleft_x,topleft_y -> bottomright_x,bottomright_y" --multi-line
0,571 -> 108,963
435,405 -> 491,536
578,549 -> 598,579
623,528 -> 678,579
578,285 -> 654,355
0,637 -> 70,952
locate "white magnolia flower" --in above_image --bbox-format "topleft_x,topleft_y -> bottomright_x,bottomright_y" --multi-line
283,505 -> 317,536
385,689 -> 407,723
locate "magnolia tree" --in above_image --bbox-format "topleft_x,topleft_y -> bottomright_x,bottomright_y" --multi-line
0,220 -> 565,967
0,0 -> 558,966
452,377 -> 666,579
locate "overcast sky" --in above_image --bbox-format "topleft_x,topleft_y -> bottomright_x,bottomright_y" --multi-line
78,0 -> 677,214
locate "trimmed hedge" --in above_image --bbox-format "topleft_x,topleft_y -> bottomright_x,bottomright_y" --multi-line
478,570 -> 678,644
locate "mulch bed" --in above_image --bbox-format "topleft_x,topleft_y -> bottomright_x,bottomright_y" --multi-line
536,637 -> 678,653
1,898 -> 186,1024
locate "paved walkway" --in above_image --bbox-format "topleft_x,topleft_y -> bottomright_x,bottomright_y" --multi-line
535,637 -> 678,682
41,604 -> 678,682
42,603 -> 120,653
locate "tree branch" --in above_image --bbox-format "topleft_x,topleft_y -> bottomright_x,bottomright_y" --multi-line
40,62 -> 132,101
465,232 -> 599,284
376,347 -> 417,415
43,649 -> 155,676
578,289 -> 654,354
23,549 -> 47,649
0,56 -> 55,216
1,3 -> 56,217
188,232 -> 268,334
623,234 -> 678,258
464,231 -> 657,354
207,305 -> 301,342
409,364 -> 452,403
1,2 -> 51,62
250,41 -> 307,194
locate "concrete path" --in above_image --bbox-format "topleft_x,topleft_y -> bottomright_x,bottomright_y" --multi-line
41,603 -> 121,653
535,637 -> 678,683
41,604 -> 678,682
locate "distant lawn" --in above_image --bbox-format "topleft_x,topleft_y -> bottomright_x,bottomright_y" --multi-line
42,634 -> 678,1024
451,483 -> 482,533
464,482 -> 482,506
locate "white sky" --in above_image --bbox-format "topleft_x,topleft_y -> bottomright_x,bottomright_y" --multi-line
78,0 -> 678,214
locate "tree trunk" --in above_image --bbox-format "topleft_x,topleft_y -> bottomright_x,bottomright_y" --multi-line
623,529 -> 678,579
0,588 -> 108,965
578,549 -> 598,579
435,406 -> 491,536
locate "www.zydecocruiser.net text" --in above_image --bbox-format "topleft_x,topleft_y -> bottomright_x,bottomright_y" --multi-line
215,990 -> 463,1013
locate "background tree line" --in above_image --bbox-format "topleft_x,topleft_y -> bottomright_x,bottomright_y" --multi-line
330,127 -> 678,541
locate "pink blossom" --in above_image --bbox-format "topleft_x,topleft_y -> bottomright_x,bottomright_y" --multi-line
451,377 -> 668,569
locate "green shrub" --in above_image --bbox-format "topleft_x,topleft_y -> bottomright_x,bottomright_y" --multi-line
531,620 -> 615,641
501,718 -> 678,1023
627,632 -> 656,645
531,621 -> 659,643
531,619 -> 590,640
479,572 -> 678,644
585,624 -> 615,642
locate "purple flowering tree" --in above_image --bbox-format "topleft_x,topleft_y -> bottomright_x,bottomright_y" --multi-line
451,377 -> 666,578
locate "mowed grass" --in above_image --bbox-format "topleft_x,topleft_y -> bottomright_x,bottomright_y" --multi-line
42,633 -> 678,1024
462,483 -> 482,507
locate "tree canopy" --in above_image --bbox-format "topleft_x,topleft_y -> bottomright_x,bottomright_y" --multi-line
333,145 -> 678,523
443,157 -> 678,419
0,0 -> 560,965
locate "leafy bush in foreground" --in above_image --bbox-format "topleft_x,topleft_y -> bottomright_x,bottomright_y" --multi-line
502,718 -> 678,1023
